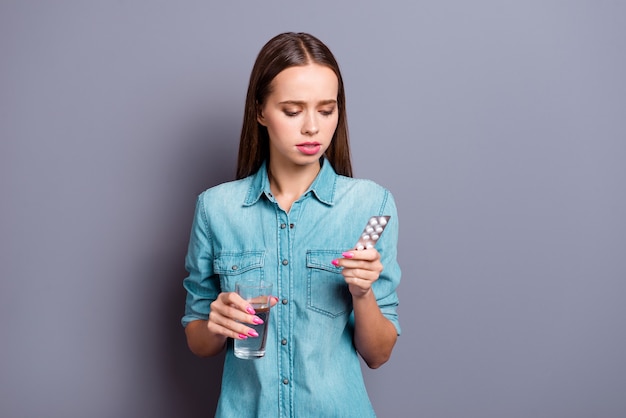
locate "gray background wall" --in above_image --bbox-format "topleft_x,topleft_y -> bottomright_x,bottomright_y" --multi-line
1,1 -> 625,417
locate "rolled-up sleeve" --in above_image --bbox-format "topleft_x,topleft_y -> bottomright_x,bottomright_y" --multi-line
181,194 -> 219,328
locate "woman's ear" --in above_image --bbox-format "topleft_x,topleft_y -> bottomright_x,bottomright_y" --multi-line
256,102 -> 266,126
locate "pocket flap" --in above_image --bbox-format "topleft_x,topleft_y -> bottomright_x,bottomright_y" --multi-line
306,250 -> 343,273
214,251 -> 265,275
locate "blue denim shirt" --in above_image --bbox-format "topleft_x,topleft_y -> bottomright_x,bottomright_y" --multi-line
182,159 -> 401,418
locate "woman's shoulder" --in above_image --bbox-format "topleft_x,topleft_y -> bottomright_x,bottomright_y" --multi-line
198,177 -> 252,204
336,174 -> 393,196
334,175 -> 398,214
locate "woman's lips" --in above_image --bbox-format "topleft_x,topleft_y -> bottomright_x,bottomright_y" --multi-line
296,142 -> 321,155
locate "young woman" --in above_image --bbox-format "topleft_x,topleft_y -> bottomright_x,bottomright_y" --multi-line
182,32 -> 401,417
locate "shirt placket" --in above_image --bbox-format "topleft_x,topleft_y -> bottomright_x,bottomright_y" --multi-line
277,201 -> 299,418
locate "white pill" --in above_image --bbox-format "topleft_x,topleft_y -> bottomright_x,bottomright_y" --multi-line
369,218 -> 378,226
371,234 -> 379,241
366,226 -> 374,233
375,226 -> 383,233
357,244 -> 365,250
366,243 -> 374,249
362,234 -> 370,241
378,217 -> 387,226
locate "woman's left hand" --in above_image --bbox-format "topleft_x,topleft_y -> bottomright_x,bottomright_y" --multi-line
332,249 -> 383,298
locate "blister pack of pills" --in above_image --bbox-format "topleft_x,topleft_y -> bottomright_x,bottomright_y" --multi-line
354,215 -> 391,250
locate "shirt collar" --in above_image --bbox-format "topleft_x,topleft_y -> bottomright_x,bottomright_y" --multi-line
243,158 -> 337,206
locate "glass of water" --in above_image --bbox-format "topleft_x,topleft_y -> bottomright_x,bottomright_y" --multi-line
234,280 -> 273,359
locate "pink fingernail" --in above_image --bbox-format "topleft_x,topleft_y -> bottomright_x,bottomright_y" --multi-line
331,259 -> 339,267
248,329 -> 259,337
252,316 -> 264,325
238,334 -> 248,339
246,306 -> 256,315
342,252 -> 354,258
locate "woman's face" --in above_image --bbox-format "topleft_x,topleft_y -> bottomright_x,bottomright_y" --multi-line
258,63 -> 339,170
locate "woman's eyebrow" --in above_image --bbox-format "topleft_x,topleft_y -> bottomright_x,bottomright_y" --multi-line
278,99 -> 337,105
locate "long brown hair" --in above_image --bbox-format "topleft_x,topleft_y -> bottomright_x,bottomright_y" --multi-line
236,32 -> 352,179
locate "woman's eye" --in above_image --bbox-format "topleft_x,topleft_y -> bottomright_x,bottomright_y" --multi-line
284,110 -> 300,117
320,108 -> 335,116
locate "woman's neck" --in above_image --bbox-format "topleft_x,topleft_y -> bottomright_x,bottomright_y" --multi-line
267,160 -> 321,213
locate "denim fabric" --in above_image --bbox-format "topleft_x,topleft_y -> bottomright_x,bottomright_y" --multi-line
182,159 -> 401,418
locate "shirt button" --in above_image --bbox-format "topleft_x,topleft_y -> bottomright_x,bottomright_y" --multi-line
281,339 -> 287,345
282,259 -> 289,266
282,298 -> 288,305
289,223 -> 294,229
231,265 -> 238,271
282,378 -> 289,385
280,223 -> 286,229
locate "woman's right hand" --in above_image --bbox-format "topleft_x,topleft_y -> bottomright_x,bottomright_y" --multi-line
207,292 -> 278,340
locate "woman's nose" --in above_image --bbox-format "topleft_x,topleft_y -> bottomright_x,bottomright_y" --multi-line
301,114 -> 319,135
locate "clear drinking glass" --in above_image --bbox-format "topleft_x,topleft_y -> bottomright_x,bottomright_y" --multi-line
234,280 -> 272,359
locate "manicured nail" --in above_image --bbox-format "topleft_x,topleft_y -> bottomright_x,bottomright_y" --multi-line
238,334 -> 248,339
342,252 -> 354,258
248,329 -> 259,337
246,306 -> 256,315
252,316 -> 264,325
272,296 -> 279,303
331,259 -> 339,267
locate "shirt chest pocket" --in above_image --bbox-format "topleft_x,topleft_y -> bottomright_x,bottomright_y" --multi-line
214,251 -> 265,291
306,250 -> 352,318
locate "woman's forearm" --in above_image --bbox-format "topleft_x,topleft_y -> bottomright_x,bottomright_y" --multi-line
352,290 -> 398,369
185,320 -> 228,358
